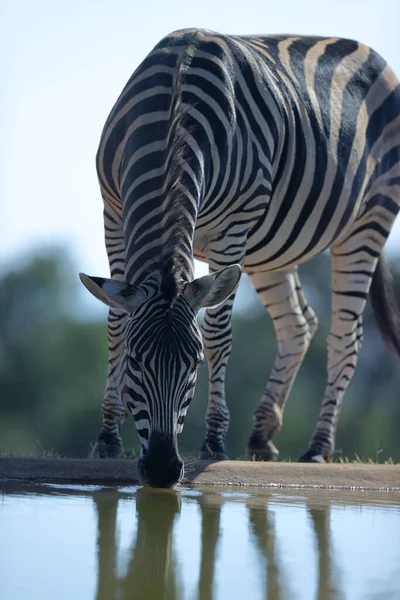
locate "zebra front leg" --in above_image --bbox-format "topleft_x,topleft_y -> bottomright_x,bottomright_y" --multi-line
199,291 -> 237,460
247,269 -> 318,461
91,206 -> 127,458
90,307 -> 128,458
198,236 -> 246,460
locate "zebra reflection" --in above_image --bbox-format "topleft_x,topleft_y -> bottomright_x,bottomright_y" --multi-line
307,504 -> 342,600
196,493 -> 222,600
93,488 -> 181,600
93,490 -> 343,600
247,498 -> 343,600
94,490 -> 119,600
247,500 -> 282,600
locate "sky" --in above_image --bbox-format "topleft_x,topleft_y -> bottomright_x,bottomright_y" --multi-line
2,0 -> 400,296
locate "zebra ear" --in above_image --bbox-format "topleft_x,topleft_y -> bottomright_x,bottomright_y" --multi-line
79,273 -> 146,312
183,265 -> 242,312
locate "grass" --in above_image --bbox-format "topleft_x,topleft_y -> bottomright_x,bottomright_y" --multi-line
238,449 -> 397,464
334,442 -> 396,465
1,441 -> 397,464
1,451 -> 397,465
335,453 -> 396,465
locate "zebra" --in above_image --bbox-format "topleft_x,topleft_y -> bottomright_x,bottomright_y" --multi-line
80,28 -> 400,487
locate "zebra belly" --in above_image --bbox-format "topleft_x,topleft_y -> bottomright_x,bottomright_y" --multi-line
200,180 -> 360,273
193,187 -> 360,273
242,204 -> 356,272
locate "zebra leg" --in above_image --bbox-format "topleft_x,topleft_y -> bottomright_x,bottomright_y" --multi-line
198,235 -> 246,460
247,268 -> 318,461
91,206 -> 128,458
299,249 -> 372,462
199,291 -> 237,460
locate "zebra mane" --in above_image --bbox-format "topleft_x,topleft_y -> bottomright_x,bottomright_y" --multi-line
160,35 -> 199,303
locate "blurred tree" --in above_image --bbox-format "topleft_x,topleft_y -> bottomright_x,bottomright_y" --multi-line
0,249 -> 108,456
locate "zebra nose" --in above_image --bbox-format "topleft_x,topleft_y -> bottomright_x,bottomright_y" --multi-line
141,458 -> 183,488
140,432 -> 184,488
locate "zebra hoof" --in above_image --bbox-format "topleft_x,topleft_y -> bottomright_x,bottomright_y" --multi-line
90,432 -> 124,459
298,449 -> 327,463
246,440 -> 279,462
199,440 -> 229,461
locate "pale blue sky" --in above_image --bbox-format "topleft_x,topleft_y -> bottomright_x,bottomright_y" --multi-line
2,0 -> 400,289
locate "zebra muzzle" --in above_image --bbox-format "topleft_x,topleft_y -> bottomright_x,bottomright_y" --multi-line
139,431 -> 184,488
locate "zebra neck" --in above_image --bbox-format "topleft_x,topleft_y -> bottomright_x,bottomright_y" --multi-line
123,190 -> 197,290
123,119 -> 200,288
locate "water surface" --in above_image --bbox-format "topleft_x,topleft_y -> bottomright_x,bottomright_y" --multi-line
1,482 -> 399,600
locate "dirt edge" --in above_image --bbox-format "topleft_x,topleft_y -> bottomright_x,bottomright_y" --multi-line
1,457 -> 400,491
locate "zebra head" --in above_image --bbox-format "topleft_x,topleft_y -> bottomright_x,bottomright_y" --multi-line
79,265 -> 241,488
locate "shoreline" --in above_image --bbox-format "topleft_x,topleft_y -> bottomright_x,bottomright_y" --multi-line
1,457 -> 400,491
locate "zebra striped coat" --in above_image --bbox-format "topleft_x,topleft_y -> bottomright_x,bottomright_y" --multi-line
80,29 -> 400,487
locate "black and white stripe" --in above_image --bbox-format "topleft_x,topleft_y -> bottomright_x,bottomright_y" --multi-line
81,28 -> 400,483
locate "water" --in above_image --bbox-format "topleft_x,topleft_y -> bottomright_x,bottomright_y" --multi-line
1,482 -> 400,600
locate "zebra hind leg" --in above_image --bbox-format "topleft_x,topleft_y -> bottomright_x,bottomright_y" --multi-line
246,268 -> 318,461
298,243 -> 378,462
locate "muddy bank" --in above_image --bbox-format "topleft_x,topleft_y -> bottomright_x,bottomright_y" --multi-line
1,457 -> 399,491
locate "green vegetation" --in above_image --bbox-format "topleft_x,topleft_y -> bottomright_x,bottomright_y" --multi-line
1,247 -> 400,462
